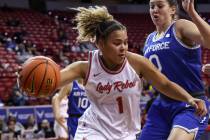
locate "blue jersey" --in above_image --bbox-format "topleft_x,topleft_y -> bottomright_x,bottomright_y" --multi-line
67,81 -> 90,138
139,22 -> 209,140
143,22 -> 204,96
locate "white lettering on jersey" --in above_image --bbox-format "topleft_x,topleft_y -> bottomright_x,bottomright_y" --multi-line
144,41 -> 170,55
73,91 -> 86,96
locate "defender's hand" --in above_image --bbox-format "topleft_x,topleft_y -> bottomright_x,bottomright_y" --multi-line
182,0 -> 196,15
188,98 -> 207,117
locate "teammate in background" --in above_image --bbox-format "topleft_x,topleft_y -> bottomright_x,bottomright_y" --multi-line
202,64 -> 210,75
54,6 -> 207,140
52,93 -> 68,140
139,0 -> 210,140
52,79 -> 89,140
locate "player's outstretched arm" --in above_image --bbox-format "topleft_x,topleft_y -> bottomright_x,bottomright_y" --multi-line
127,52 -> 207,117
177,0 -> 210,48
59,61 -> 88,88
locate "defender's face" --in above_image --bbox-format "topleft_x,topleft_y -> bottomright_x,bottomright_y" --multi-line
149,0 -> 175,27
100,29 -> 128,68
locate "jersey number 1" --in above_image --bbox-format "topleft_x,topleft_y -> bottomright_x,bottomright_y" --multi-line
116,96 -> 123,114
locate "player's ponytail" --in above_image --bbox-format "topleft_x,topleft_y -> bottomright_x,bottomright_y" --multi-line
73,6 -> 126,43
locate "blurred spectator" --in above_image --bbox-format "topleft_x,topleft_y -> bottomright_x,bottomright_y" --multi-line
2,119 -> 21,139
71,45 -> 81,53
11,90 -> 27,106
54,15 -> 59,26
62,40 -> 71,52
24,41 -> 37,55
16,42 -> 26,55
0,32 -> 7,43
12,31 -> 25,44
5,38 -> 16,52
141,79 -> 156,104
0,62 -> 10,70
16,41 -> 37,63
57,24 -> 68,42
6,17 -> 20,27
22,115 -> 38,139
141,84 -> 158,128
0,99 -> 4,107
0,118 -> 6,133
37,119 -> 55,138
59,51 -> 70,68
6,114 -> 25,134
140,79 -> 159,128
51,28 -> 58,42
203,80 -> 210,98
24,115 -> 37,131
7,83 -> 27,106
79,41 -> 96,52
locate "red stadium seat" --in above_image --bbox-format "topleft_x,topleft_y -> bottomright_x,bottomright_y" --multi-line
0,8 -> 209,105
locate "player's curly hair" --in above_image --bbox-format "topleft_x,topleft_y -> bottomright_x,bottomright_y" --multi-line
73,6 -> 126,43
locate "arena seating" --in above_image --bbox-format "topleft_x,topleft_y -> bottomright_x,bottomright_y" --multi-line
0,8 -> 210,104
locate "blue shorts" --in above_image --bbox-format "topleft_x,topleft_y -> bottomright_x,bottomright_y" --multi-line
67,117 -> 79,139
139,96 -> 209,140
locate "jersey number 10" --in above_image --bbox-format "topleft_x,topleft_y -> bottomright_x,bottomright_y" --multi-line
78,97 -> 89,109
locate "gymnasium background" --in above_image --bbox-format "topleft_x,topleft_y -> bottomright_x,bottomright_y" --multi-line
0,0 -> 210,139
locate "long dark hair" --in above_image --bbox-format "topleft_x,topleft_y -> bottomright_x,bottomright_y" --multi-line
166,0 -> 179,20
167,0 -> 178,6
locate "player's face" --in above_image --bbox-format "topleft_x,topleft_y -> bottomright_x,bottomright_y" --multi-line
149,0 -> 175,27
99,29 -> 128,70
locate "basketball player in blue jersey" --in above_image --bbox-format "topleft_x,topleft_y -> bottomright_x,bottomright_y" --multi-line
139,0 -> 210,140
52,79 -> 90,140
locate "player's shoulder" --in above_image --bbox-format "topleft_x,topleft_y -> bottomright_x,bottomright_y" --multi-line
127,51 -> 143,59
144,31 -> 156,45
74,61 -> 89,66
175,19 -> 194,30
62,83 -> 73,94
147,31 -> 156,39
66,61 -> 88,72
126,52 -> 145,75
176,18 -> 192,23
71,61 -> 89,78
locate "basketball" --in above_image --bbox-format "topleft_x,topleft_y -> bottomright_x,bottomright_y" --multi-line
19,56 -> 61,97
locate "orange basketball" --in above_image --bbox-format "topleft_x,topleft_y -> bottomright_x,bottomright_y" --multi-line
19,56 -> 60,97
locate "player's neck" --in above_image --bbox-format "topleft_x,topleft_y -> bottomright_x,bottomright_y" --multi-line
155,32 -> 164,40
99,55 -> 122,71
156,21 -> 172,34
155,22 -> 172,40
